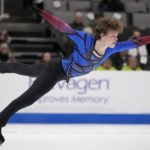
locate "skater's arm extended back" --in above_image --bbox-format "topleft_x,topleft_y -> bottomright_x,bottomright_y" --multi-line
33,7 -> 86,45
34,7 -> 75,34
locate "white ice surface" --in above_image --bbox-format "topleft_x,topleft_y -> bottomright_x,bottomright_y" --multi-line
1,124 -> 150,150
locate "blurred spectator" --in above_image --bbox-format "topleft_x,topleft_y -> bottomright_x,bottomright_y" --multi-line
0,43 -> 16,63
83,26 -> 93,35
111,50 -> 129,70
70,12 -> 85,31
99,0 -> 124,12
0,30 -> 12,44
128,30 -> 148,69
89,13 -> 104,33
36,52 -> 52,64
122,56 -> 142,71
90,13 -> 104,26
94,13 -> 104,25
33,0 -> 44,23
96,58 -> 116,71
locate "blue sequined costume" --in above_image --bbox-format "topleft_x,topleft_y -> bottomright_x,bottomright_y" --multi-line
40,9 -> 150,82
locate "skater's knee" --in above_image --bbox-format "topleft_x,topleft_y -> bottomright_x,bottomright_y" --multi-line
23,97 -> 38,107
14,95 -> 39,108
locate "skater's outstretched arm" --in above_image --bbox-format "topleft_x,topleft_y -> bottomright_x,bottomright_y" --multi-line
33,7 -> 86,45
111,35 -> 150,54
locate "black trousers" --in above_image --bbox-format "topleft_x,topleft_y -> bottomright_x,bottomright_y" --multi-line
0,58 -> 67,127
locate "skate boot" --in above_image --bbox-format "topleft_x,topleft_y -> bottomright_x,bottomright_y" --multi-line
0,128 -> 5,145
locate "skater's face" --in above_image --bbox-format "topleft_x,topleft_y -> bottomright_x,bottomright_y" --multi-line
100,30 -> 118,48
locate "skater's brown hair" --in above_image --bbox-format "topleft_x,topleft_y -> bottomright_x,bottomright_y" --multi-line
95,17 -> 123,40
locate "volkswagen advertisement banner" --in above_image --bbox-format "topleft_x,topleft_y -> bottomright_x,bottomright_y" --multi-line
0,71 -> 150,124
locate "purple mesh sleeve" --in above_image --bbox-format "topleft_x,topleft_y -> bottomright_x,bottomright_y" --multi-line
41,10 -> 75,34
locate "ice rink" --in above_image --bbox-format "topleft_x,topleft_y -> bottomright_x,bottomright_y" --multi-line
1,124 -> 150,150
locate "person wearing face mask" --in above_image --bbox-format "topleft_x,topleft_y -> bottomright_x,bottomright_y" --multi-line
128,30 -> 148,69
1,8 -> 150,145
0,43 -> 15,63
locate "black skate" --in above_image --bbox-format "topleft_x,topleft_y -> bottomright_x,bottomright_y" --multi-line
0,128 -> 5,145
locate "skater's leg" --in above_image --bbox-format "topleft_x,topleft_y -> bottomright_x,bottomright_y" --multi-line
0,58 -> 66,127
0,62 -> 47,77
0,128 -> 4,144
0,58 -> 66,144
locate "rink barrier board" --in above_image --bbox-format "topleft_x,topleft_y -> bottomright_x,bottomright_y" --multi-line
8,113 -> 150,124
1,72 -> 150,124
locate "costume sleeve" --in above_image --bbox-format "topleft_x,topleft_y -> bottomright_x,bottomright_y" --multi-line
34,7 -> 86,44
111,36 -> 150,54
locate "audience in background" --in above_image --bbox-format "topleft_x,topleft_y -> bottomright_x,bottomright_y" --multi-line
94,13 -> 104,25
0,43 -> 16,63
99,0 -> 124,12
70,12 -> 85,31
33,0 -> 44,23
89,13 -> 104,33
111,50 -> 129,70
0,30 -> 12,44
83,26 -> 93,35
122,56 -> 142,71
1,1 -> 150,70
128,30 -> 148,69
96,58 -> 116,71
36,52 -> 51,64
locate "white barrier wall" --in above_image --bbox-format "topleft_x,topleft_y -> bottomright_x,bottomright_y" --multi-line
0,71 -> 150,114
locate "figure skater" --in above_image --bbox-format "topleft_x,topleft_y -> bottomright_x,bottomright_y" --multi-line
0,7 -> 150,145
